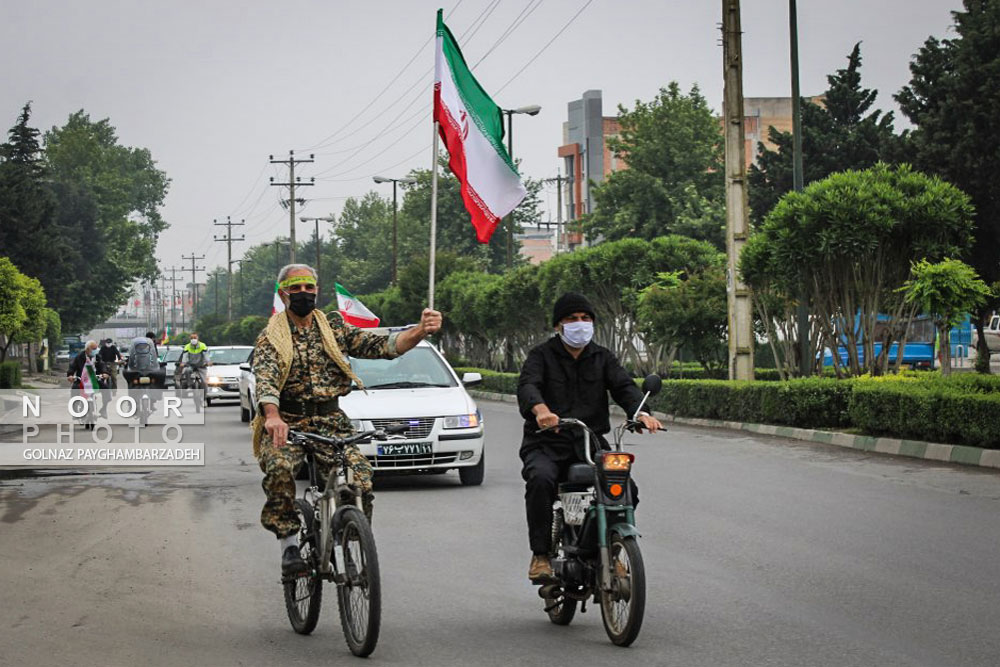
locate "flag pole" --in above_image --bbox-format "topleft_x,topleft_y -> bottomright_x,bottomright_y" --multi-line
428,121 -> 439,309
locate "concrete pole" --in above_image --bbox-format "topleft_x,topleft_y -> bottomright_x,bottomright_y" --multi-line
722,0 -> 755,381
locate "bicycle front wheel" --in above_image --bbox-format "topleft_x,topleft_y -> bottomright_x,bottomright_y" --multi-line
335,506 -> 381,657
284,499 -> 323,634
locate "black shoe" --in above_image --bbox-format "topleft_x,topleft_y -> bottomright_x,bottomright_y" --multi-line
281,545 -> 307,576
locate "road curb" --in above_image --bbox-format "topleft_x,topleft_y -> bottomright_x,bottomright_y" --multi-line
467,389 -> 1000,471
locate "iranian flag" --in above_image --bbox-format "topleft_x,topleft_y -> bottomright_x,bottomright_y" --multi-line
336,283 -> 380,328
272,281 -> 285,314
434,9 -> 526,243
80,357 -> 100,397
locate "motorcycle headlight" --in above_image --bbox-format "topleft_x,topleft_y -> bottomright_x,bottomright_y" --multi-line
601,452 -> 634,472
443,413 -> 479,429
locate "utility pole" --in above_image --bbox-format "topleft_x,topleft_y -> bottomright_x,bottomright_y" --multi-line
181,254 -> 206,322
272,239 -> 289,276
789,0 -> 810,377
213,216 -> 245,321
231,259 -> 244,314
722,0 -> 754,381
270,151 -> 314,263
501,105 -> 541,267
543,172 -> 571,254
164,266 -> 182,332
300,215 -> 336,299
372,176 -> 416,283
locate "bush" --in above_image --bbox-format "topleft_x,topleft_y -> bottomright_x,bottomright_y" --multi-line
0,361 -> 22,388
454,367 -> 519,395
649,377 -> 855,429
848,382 -> 1000,448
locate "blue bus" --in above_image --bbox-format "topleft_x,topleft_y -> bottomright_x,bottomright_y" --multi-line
823,314 -> 974,370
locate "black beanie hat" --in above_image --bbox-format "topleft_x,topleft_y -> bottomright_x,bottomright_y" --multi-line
552,292 -> 596,326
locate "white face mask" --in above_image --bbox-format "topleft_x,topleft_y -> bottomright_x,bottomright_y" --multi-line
190,339 -> 198,345
560,321 -> 594,349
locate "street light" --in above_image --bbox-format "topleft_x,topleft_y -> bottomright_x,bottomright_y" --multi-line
372,176 -> 417,284
500,104 -> 541,267
300,215 -> 335,303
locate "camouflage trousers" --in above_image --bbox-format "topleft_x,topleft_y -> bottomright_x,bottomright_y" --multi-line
256,413 -> 373,538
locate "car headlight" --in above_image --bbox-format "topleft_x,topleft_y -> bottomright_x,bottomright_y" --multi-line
206,376 -> 222,385
443,413 -> 479,429
350,419 -> 364,432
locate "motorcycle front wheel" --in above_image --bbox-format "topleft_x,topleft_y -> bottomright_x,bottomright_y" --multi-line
600,534 -> 645,647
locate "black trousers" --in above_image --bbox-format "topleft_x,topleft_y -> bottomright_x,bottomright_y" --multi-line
520,446 -> 639,555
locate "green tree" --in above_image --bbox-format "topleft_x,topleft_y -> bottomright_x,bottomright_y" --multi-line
638,266 -> 728,370
0,104 -> 68,310
44,110 -> 170,331
898,258 -> 992,376
895,0 -> 1000,372
0,257 -> 28,362
749,43 -> 904,224
583,83 -> 725,247
741,163 -> 974,378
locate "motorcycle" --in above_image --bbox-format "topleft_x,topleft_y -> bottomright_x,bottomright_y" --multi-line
536,373 -> 662,647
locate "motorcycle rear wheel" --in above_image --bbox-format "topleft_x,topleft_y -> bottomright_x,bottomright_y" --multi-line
599,534 -> 645,647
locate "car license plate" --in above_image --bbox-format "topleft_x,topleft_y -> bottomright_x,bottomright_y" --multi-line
377,442 -> 432,456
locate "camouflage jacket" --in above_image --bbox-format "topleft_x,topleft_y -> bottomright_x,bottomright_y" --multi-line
254,312 -> 399,412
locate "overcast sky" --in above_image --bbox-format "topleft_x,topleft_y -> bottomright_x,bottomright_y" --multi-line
1,0 -> 961,278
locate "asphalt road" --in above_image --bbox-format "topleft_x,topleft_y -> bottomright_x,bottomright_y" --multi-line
2,398 -> 1000,666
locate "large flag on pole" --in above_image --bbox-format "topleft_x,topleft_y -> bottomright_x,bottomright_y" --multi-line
434,8 -> 526,243
272,281 -> 285,314
336,283 -> 380,328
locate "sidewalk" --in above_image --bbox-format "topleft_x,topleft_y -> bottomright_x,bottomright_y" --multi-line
467,389 -> 1000,471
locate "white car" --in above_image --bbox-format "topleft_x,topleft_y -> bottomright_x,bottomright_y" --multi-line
202,345 -> 253,405
239,338 -> 486,485
159,346 -> 184,388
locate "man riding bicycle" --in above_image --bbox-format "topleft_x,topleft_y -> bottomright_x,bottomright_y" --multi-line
176,333 -> 211,389
252,263 -> 442,577
517,292 -> 662,583
97,338 -> 123,389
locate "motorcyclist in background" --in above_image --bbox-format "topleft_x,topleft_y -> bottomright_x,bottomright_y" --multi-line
98,338 -> 123,389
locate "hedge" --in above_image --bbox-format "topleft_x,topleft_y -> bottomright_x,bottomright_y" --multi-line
0,361 -> 22,388
456,365 -> 1000,449
848,382 -> 1000,448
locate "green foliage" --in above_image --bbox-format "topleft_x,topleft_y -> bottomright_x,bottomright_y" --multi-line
453,367 -> 520,394
741,163 -> 975,377
0,257 -> 28,349
0,257 -> 49,362
749,43 -> 905,223
12,273 -> 47,344
896,1 -> 1000,368
43,308 -> 61,364
899,258 -> 991,330
0,361 -> 22,388
584,83 -> 724,247
849,381 -> 1000,448
43,110 -> 170,332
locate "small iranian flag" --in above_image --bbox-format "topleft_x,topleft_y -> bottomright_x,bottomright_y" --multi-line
160,325 -> 170,345
80,357 -> 100,397
434,9 -> 526,242
272,280 -> 285,314
336,283 -> 380,328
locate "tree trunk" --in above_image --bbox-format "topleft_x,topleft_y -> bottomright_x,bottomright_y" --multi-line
974,308 -> 992,374
941,327 -> 952,377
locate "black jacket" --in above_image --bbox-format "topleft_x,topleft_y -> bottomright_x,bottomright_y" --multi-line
68,351 -> 107,383
98,344 -> 122,363
517,335 -> 644,456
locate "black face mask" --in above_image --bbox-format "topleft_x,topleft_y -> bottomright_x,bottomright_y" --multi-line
287,291 -> 317,317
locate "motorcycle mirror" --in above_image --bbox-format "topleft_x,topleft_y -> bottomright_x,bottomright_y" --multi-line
641,374 -> 662,396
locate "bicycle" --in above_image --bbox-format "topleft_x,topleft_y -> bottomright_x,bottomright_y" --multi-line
283,424 -> 406,657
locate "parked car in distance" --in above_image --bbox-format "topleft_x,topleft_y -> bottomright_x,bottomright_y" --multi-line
55,348 -> 71,363
983,313 -> 1000,353
158,346 -> 183,388
204,346 -> 253,405
239,335 -> 485,485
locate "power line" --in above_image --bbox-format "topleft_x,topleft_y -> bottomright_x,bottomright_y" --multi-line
494,0 -> 595,96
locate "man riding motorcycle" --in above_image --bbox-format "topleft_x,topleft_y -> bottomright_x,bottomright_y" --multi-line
517,292 -> 662,582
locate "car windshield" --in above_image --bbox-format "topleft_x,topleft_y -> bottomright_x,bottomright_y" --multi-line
163,349 -> 184,362
209,348 -> 253,364
349,347 -> 456,389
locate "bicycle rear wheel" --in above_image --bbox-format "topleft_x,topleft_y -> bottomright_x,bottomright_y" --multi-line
283,499 -> 323,634
335,506 -> 381,657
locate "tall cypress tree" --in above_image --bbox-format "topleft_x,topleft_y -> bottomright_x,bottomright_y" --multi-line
896,0 -> 1000,372
748,43 -> 903,223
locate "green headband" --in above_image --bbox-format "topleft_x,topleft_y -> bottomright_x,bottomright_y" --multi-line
279,275 -> 317,289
